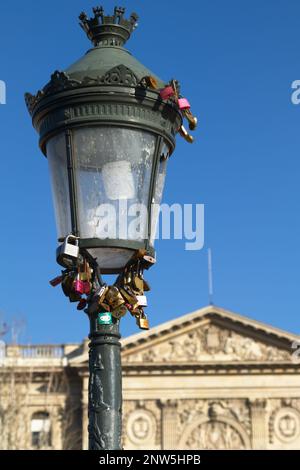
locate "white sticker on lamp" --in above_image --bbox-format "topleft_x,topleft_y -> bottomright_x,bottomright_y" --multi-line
102,161 -> 135,200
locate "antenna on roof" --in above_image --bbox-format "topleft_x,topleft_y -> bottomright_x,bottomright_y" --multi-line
208,248 -> 214,306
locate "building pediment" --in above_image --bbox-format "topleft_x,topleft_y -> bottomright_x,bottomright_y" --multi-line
121,306 -> 298,365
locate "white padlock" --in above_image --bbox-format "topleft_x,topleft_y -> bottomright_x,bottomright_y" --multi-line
56,235 -> 79,268
137,295 -> 148,307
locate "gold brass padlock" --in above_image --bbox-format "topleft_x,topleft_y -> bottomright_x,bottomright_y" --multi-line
132,274 -> 144,293
78,263 -> 86,281
98,300 -> 110,312
133,260 -> 145,292
120,287 -> 139,309
78,259 -> 91,281
106,286 -> 124,308
124,269 -> 132,286
97,286 -> 110,312
183,109 -> 198,131
112,304 -> 127,320
179,124 -> 194,143
140,75 -> 158,90
136,312 -> 150,330
98,285 -> 108,304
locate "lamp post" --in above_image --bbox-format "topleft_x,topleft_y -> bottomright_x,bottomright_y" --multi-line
25,5 -> 196,450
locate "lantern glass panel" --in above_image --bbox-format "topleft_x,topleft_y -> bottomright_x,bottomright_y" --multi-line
150,142 -> 170,245
72,127 -> 157,269
46,133 -> 72,239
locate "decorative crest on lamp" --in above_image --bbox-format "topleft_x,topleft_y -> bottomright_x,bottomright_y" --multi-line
79,6 -> 139,47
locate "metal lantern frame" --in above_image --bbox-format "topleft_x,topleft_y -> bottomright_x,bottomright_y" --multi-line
26,64 -> 182,273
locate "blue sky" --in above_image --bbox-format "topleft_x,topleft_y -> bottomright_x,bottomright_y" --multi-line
0,0 -> 300,344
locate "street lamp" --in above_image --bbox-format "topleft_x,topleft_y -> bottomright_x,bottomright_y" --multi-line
25,5 -> 196,450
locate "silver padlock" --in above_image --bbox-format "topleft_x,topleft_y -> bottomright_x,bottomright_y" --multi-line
136,295 -> 148,307
56,235 -> 79,268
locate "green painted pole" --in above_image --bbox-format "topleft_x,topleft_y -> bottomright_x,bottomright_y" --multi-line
88,313 -> 122,450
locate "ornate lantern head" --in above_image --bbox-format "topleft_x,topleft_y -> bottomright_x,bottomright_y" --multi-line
25,6 -> 197,329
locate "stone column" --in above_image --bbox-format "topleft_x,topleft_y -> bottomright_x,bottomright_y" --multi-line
51,407 -> 63,450
248,399 -> 268,449
160,400 -> 178,450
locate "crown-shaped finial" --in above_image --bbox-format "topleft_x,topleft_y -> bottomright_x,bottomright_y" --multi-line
79,6 -> 139,47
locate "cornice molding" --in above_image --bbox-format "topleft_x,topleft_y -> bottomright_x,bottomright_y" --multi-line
122,362 -> 300,376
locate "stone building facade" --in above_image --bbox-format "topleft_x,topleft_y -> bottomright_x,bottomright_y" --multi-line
0,305 -> 300,450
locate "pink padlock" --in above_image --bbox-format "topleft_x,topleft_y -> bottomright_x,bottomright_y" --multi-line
178,98 -> 191,110
74,279 -> 85,295
82,281 -> 91,295
160,86 -> 175,100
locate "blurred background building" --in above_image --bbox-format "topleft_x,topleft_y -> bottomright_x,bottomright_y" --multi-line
0,305 -> 299,450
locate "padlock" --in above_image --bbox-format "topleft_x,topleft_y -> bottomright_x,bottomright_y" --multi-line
125,303 -> 134,314
141,255 -> 156,270
84,281 -> 91,295
76,281 -> 91,295
160,85 -> 175,100
49,275 -> 63,287
86,285 -> 107,315
77,298 -> 87,311
182,109 -> 198,131
137,295 -> 148,307
141,75 -> 158,89
68,291 -> 82,303
98,286 -> 111,311
97,285 -> 109,309
56,235 -> 79,268
97,285 -> 108,302
136,312 -> 150,330
79,269 -> 88,282
120,287 -> 139,309
133,276 -> 144,293
178,97 -> 191,110
61,272 -> 76,297
132,264 -> 144,293
99,301 -> 111,312
74,276 -> 85,295
179,124 -> 194,143
106,286 -> 124,308
125,268 -> 132,286
111,296 -> 126,310
143,279 -> 151,292
111,304 -> 127,320
78,259 -> 92,282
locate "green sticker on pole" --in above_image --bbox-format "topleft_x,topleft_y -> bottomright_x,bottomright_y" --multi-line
98,311 -> 113,325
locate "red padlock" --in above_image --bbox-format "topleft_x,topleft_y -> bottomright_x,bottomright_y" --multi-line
160,86 -> 175,100
178,98 -> 191,110
77,298 -> 87,311
50,276 -> 63,287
